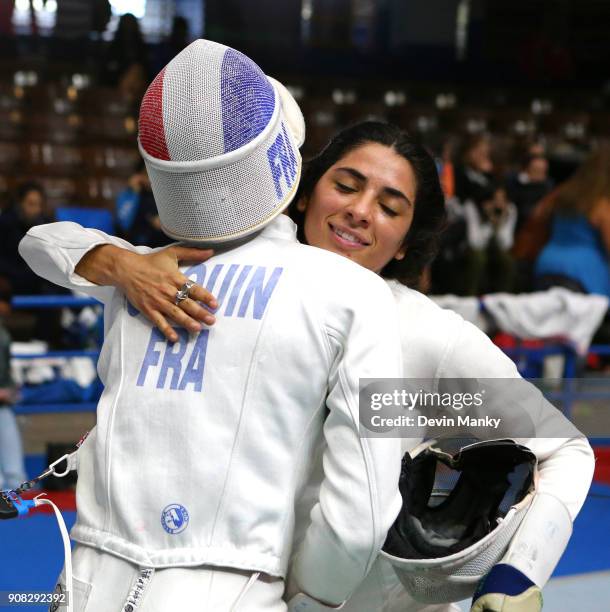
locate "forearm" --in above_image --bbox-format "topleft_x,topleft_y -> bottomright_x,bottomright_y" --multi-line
75,244 -> 137,288
20,221 -> 217,339
18,222 -> 142,302
531,436 -> 595,521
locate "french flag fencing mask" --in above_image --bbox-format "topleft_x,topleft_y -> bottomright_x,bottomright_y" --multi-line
138,39 -> 305,245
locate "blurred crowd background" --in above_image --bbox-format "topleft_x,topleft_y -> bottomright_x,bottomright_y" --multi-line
0,1 -> 609,576
0,0 -> 609,347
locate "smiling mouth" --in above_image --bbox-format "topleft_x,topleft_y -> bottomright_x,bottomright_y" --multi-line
329,223 -> 370,247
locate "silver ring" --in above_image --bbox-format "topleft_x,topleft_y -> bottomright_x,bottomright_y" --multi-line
175,280 -> 195,305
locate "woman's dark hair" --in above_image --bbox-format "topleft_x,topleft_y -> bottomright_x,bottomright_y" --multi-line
290,121 -> 446,287
553,144 -> 610,217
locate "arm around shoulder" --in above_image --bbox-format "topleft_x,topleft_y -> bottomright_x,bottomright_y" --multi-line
18,221 -> 144,303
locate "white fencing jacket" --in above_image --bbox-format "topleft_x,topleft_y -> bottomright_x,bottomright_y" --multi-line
19,216 -> 405,606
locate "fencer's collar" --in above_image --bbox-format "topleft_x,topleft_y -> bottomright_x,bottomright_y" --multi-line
178,214 -> 297,251
259,214 -> 298,241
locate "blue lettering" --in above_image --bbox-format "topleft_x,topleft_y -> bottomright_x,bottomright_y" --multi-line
157,328 -> 189,389
267,135 -> 284,199
184,263 -> 206,286
225,265 -> 252,316
216,263 -> 239,311
205,264 -> 224,293
203,264 -> 224,313
238,266 -> 283,319
178,330 -> 210,392
137,327 -> 165,386
276,135 -> 292,187
267,127 -> 297,199
281,123 -> 297,183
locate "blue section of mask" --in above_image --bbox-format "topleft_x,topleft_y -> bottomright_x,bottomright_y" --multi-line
220,48 -> 275,153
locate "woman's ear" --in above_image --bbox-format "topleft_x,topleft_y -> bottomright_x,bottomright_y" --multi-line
394,245 -> 407,261
296,196 -> 307,213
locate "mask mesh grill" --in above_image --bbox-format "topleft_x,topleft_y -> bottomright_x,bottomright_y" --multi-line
138,39 -> 301,243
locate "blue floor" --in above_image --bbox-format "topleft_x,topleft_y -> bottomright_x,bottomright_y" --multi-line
0,511 -> 77,587
0,511 -> 76,611
555,483 -> 610,577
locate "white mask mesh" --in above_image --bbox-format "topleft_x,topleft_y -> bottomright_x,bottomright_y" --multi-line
138,39 -> 302,244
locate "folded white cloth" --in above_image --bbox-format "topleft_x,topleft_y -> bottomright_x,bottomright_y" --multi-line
10,341 -> 97,387
481,288 -> 609,354
10,341 -> 54,385
430,295 -> 482,327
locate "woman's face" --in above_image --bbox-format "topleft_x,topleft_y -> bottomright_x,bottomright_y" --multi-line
298,143 -> 416,273
466,139 -> 492,173
19,189 -> 44,224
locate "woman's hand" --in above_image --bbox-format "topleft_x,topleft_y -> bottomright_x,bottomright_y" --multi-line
483,200 -> 508,227
76,244 -> 218,343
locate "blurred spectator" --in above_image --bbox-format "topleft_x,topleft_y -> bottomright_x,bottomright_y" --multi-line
429,213 -> 468,295
152,16 -> 190,75
0,322 -> 26,492
436,137 -> 456,200
0,182 -> 69,346
462,184 -> 518,296
429,138 -> 462,295
91,0 -> 112,35
102,13 -> 149,100
430,135 -> 494,294
528,141 -> 546,158
53,0 -> 111,62
506,154 -> 554,232
116,165 -> 171,248
454,134 -> 494,205
512,189 -> 556,293
534,146 -> 610,300
0,182 -> 50,297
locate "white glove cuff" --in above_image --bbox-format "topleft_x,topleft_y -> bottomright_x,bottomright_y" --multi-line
502,492 -> 572,587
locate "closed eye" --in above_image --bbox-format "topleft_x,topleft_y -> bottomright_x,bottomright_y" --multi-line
380,203 -> 399,217
335,182 -> 357,193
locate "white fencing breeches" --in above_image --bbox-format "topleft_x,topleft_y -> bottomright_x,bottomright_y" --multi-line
54,543 -> 286,612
